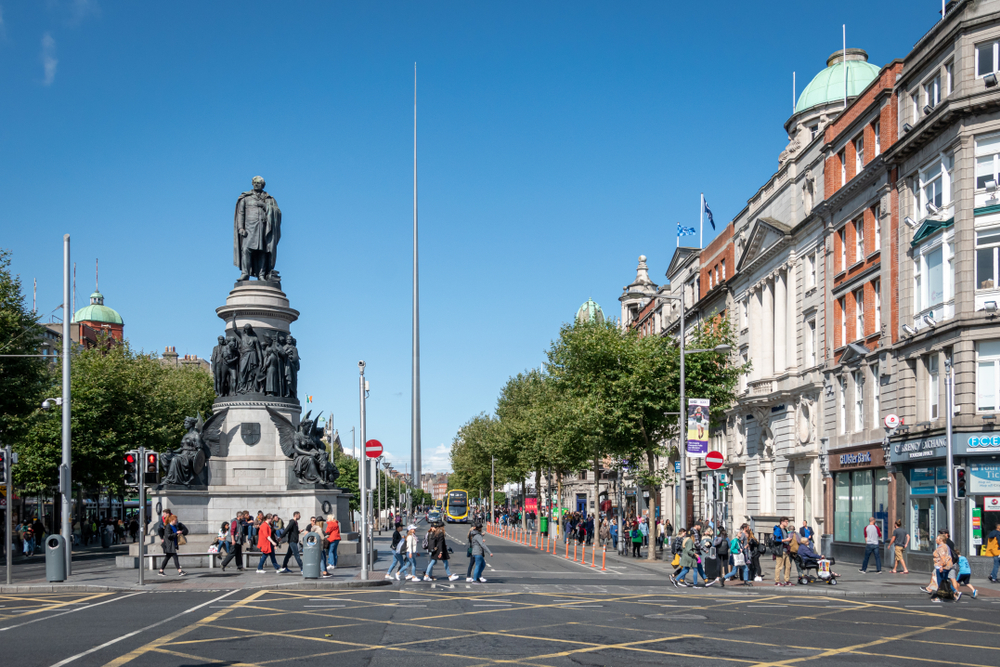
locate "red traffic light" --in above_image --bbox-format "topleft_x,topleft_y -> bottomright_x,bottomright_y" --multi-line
124,453 -> 135,464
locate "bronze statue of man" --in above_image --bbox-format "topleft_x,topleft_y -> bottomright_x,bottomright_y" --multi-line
233,176 -> 281,280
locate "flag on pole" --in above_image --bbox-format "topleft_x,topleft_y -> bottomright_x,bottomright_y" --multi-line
703,199 -> 715,230
307,395 -> 313,403
677,223 -> 696,237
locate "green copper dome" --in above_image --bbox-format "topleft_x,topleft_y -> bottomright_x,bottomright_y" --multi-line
576,298 -> 605,324
795,49 -> 880,114
73,291 -> 123,325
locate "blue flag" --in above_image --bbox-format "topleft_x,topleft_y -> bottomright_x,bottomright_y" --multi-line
677,223 -> 696,237
704,199 -> 715,230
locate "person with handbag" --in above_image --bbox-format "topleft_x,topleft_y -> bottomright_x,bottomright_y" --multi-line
723,525 -> 751,586
157,514 -> 188,576
325,515 -> 342,572
277,512 -> 303,574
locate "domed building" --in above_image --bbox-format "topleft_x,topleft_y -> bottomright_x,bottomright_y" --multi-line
576,298 -> 605,324
782,49 -> 881,166
72,289 -> 124,347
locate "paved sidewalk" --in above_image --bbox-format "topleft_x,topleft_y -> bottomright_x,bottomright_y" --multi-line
489,526 -> 1000,598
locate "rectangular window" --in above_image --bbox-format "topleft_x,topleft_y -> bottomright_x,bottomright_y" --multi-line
977,341 -> 1000,411
721,259 -> 726,280
945,61 -> 954,95
855,288 -> 865,339
976,228 -> 1000,289
977,40 -> 998,78
928,354 -> 940,420
914,239 -> 952,314
839,296 -> 846,347
855,218 -> 865,261
806,253 -> 815,288
741,298 -> 748,329
873,204 -> 881,252
839,228 -> 846,271
853,370 -> 864,433
809,124 -> 819,140
873,279 -> 881,331
923,75 -> 941,109
839,376 -> 847,435
806,317 -> 817,366
855,135 -> 864,172
912,91 -> 920,123
839,149 -> 847,186
872,364 -> 881,430
873,120 -> 881,156
919,153 -> 953,214
975,132 -> 1000,190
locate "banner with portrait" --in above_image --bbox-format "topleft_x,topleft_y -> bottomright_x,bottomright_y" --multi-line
686,398 -> 710,458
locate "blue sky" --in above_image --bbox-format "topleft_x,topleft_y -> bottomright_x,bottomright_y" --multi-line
1,1 -> 944,472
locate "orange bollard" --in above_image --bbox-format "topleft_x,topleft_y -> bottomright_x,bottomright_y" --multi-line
574,542 -> 578,562
591,543 -> 596,567
601,546 -> 606,571
565,538 -> 570,559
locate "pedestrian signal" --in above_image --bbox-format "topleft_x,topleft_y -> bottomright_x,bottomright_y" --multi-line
955,466 -> 967,499
145,452 -> 159,485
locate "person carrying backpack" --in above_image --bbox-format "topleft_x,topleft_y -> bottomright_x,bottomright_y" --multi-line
385,522 -> 406,581
772,517 -> 793,586
467,522 -> 492,583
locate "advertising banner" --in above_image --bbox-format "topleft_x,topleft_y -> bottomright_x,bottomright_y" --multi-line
686,398 -> 710,458
970,463 -> 1000,494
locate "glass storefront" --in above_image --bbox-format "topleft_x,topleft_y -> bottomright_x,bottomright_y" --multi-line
907,465 -> 947,552
834,469 -> 890,543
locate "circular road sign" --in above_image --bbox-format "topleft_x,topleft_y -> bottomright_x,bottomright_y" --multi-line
365,439 -> 383,458
884,413 -> 900,430
705,450 -> 725,470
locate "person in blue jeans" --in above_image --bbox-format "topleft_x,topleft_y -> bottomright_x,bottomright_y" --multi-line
985,526 -> 1000,583
859,517 -> 882,573
467,523 -> 493,583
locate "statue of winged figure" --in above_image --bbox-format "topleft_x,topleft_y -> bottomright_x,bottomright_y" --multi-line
161,409 -> 229,487
266,407 -> 339,485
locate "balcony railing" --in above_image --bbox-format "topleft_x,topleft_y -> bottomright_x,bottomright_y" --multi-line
748,379 -> 774,395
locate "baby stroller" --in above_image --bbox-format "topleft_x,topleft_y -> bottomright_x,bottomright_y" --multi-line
794,552 -> 838,586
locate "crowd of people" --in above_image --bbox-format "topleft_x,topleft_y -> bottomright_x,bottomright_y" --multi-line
384,519 -> 493,583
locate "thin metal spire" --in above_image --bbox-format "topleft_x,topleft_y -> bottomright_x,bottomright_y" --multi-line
412,62 -> 422,502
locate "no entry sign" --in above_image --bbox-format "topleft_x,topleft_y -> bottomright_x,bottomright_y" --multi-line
365,439 -> 383,458
705,450 -> 724,470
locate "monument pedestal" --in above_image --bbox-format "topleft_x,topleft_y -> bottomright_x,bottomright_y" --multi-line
147,279 -> 351,548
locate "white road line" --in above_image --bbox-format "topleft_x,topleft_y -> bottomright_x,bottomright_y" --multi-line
558,604 -> 603,608
748,604 -> 788,607
0,592 -> 144,633
304,605 -> 346,608
46,589 -> 240,667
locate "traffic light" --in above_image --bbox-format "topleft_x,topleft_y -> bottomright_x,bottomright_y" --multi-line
144,451 -> 159,485
955,465 -> 967,499
124,450 -> 138,487
0,449 -> 6,479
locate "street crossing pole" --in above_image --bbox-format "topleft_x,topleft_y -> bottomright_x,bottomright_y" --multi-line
4,444 -> 12,585
359,361 -> 369,580
138,444 -> 145,586
62,235 -> 73,576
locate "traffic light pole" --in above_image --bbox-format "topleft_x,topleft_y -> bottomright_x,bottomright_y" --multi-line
945,360 -> 955,539
61,234 -> 73,577
4,444 -> 12,585
138,445 -> 145,586
359,362 -> 369,581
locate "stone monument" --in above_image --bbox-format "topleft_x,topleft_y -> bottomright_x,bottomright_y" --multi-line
141,177 -> 352,560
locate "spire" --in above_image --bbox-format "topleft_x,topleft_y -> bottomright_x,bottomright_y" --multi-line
635,255 -> 652,285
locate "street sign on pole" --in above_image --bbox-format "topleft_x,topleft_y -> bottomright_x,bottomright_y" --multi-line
705,450 -> 724,470
365,439 -> 383,458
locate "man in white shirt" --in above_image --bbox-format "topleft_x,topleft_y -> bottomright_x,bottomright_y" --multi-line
858,516 -> 883,573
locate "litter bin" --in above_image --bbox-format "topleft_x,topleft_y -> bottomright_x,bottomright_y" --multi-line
539,517 -> 548,534
45,534 -> 67,582
101,524 -> 112,549
302,533 -> 322,579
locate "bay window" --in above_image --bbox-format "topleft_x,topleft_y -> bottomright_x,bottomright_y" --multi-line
913,235 -> 953,315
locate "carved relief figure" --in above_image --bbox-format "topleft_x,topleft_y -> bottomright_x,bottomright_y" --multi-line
161,409 -> 228,487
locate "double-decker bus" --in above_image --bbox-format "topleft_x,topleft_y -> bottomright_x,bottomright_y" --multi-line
444,489 -> 469,523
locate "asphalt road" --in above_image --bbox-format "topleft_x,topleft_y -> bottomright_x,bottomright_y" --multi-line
1,522 -> 997,667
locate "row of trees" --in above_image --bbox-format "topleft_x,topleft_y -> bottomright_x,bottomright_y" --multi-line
0,249 -> 215,518
449,312 -> 746,559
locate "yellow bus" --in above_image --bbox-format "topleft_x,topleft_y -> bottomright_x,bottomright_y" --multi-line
444,489 -> 469,523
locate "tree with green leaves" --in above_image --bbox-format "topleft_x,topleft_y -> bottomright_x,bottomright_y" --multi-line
0,248 -> 52,446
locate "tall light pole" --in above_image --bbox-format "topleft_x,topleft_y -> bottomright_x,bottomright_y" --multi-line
61,235 -> 72,575
411,63 -> 422,512
358,361 -> 369,580
945,358 -> 955,538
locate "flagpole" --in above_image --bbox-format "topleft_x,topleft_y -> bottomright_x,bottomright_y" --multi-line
843,24 -> 848,109
699,193 -> 704,249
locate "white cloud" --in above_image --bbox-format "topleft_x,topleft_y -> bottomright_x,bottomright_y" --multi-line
41,32 -> 57,85
424,443 -> 452,473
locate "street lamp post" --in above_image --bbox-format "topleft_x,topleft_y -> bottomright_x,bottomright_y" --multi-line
61,235 -> 72,576
651,291 -> 731,532
358,361 -> 369,580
